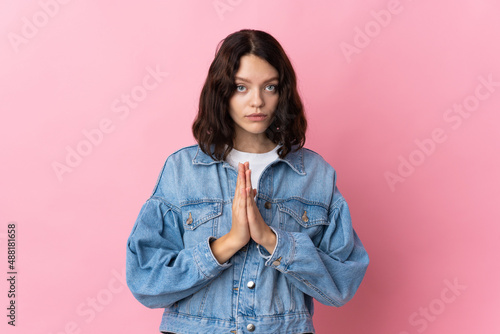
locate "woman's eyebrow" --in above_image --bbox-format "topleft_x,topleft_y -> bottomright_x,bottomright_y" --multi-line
235,76 -> 279,83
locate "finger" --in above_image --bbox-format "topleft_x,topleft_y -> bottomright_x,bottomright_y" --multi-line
240,163 -> 248,189
235,162 -> 242,187
246,188 -> 258,226
246,168 -> 252,192
239,185 -> 248,224
246,180 -> 257,216
233,163 -> 241,204
245,169 -> 258,199
236,163 -> 247,197
234,163 -> 247,214
246,186 -> 253,211
239,186 -> 247,209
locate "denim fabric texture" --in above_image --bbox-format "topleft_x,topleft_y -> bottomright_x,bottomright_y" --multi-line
126,145 -> 369,334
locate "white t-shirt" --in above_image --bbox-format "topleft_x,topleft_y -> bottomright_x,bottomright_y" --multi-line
225,145 -> 279,192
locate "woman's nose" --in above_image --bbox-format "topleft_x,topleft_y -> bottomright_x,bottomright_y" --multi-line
250,89 -> 264,108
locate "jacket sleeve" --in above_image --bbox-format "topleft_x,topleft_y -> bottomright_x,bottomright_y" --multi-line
126,198 -> 231,308
258,186 -> 369,307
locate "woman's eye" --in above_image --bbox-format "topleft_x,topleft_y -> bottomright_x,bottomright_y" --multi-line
236,85 -> 246,92
266,85 -> 277,92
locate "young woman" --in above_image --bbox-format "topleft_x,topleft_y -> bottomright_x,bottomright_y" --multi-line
126,29 -> 369,334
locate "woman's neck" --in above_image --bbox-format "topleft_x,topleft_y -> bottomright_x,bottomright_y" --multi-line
233,133 -> 276,154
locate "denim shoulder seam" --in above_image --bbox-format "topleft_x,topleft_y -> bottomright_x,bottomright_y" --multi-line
331,196 -> 346,211
150,145 -> 199,197
301,147 -> 332,168
149,196 -> 181,214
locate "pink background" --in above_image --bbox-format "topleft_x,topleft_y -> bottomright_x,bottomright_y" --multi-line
1,1 -> 499,333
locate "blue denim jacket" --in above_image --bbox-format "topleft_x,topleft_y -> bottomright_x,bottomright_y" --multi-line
126,145 -> 369,334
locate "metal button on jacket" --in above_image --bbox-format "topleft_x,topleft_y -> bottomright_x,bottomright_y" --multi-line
186,212 -> 193,225
264,201 -> 271,209
272,256 -> 282,266
247,323 -> 255,332
247,281 -> 255,289
302,210 -> 309,223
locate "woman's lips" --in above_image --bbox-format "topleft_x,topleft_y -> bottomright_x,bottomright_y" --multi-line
246,114 -> 268,121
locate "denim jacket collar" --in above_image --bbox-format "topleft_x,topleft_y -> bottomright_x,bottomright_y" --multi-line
192,145 -> 306,175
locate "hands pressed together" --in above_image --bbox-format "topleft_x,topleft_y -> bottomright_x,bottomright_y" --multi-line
210,162 -> 277,264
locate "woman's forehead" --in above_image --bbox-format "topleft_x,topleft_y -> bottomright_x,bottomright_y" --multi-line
234,55 -> 279,82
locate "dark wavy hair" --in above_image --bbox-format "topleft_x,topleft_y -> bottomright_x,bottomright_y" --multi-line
192,29 -> 307,161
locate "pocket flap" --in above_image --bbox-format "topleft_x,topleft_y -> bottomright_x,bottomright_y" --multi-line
181,201 -> 222,230
278,199 -> 329,228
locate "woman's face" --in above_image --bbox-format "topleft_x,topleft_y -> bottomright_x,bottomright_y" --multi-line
228,54 -> 279,144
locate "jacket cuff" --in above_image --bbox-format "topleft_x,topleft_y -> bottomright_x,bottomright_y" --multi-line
263,227 -> 294,271
193,236 -> 232,278
256,226 -> 278,260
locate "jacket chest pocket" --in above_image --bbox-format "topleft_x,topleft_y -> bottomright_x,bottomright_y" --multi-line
277,199 -> 329,239
181,201 -> 222,248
